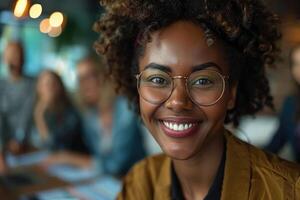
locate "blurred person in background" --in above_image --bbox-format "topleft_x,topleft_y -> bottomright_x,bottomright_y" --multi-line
78,56 -> 146,176
45,55 -> 146,177
0,41 -> 35,155
31,70 -> 89,154
265,44 -> 300,162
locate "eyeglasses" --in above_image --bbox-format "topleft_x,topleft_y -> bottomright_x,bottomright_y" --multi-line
136,68 -> 229,106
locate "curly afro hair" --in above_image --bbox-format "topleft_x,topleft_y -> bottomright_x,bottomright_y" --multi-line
94,0 -> 281,126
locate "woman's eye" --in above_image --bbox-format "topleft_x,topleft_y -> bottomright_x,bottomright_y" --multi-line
193,78 -> 213,87
149,77 -> 168,85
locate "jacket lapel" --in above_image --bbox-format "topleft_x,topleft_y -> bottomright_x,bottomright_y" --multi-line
221,132 -> 251,200
154,156 -> 172,200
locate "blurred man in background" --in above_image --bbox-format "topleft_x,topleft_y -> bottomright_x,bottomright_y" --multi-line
265,44 -> 300,162
0,41 -> 35,156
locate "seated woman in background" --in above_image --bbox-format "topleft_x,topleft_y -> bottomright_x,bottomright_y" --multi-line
77,56 -> 146,176
94,0 -> 300,199
266,44 -> 300,162
31,70 -> 88,154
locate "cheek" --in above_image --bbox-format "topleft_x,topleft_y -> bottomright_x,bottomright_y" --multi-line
139,98 -> 152,124
139,98 -> 159,130
202,104 -> 227,124
202,93 -> 231,124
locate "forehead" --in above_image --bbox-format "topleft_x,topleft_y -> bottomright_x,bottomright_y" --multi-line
139,21 -> 228,74
77,61 -> 97,74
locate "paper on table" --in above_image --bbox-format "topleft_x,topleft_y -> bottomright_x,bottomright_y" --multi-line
21,176 -> 121,200
71,176 -> 121,200
36,188 -> 78,200
6,151 -> 50,168
47,164 -> 100,183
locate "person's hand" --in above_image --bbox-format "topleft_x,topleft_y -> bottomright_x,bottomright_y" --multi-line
42,151 -> 71,166
41,151 -> 92,169
7,140 -> 22,154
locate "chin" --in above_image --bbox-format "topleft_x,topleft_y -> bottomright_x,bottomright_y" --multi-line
164,146 -> 199,160
150,119 -> 216,160
154,128 -> 207,161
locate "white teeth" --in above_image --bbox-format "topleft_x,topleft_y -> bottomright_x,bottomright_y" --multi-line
174,124 -> 178,130
178,124 -> 183,131
163,121 -> 195,131
184,124 -> 188,130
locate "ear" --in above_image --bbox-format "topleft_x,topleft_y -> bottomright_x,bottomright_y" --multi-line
227,82 -> 238,110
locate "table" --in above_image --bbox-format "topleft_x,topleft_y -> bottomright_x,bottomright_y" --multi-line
0,165 -> 69,200
0,151 -> 121,200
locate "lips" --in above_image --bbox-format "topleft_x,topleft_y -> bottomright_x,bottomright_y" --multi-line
159,118 -> 201,138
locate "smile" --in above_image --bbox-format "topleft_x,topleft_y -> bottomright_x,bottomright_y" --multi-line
163,121 -> 196,131
159,119 -> 201,138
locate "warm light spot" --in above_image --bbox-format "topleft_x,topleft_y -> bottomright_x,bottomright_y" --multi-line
48,26 -> 62,37
13,0 -> 28,18
29,4 -> 42,19
40,18 -> 51,33
49,12 -> 64,27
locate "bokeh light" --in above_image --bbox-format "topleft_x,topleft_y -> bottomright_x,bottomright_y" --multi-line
49,12 -> 64,27
48,26 -> 62,37
29,4 -> 42,19
40,18 -> 51,33
13,0 -> 28,18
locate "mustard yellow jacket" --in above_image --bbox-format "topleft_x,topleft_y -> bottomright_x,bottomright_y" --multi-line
117,132 -> 300,200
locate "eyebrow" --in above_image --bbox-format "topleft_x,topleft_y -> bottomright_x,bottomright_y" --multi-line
191,62 -> 223,73
143,62 -> 223,73
144,63 -> 172,73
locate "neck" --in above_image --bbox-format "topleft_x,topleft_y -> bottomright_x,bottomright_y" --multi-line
173,127 -> 225,200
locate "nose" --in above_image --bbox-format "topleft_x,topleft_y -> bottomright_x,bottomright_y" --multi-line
165,79 -> 193,112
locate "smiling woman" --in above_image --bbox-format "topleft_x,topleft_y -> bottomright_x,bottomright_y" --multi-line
94,0 -> 300,199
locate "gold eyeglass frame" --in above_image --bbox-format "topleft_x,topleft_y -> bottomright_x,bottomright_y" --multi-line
135,69 -> 229,107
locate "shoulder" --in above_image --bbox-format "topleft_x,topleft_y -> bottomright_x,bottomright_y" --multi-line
248,141 -> 300,183
115,96 -> 135,114
226,133 -> 300,198
230,134 -> 300,184
246,140 -> 300,198
285,95 -> 296,104
115,96 -> 140,123
117,154 -> 170,200
281,95 -> 297,111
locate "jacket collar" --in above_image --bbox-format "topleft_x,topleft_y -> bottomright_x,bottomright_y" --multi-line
153,131 -> 251,200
